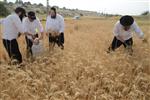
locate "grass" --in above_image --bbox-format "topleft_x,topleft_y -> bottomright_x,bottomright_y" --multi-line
0,16 -> 150,100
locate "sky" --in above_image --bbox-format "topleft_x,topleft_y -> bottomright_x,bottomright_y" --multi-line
3,0 -> 150,15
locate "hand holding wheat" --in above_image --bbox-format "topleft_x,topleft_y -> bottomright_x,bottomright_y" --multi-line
47,29 -> 59,37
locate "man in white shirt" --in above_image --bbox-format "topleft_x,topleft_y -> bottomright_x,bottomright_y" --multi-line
23,11 -> 44,57
107,15 -> 144,54
1,7 -> 26,64
45,7 -> 65,50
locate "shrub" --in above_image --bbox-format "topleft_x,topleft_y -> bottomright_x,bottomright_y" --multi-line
0,2 -> 10,17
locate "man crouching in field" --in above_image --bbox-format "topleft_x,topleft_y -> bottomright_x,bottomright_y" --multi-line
45,7 -> 65,50
107,15 -> 144,55
1,7 -> 26,64
23,11 -> 44,58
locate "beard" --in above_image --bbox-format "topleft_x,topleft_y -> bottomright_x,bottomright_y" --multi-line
51,15 -> 56,19
19,14 -> 26,22
19,15 -> 24,22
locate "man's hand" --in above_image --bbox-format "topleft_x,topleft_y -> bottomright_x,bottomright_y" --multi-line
52,32 -> 59,37
32,35 -> 36,40
46,32 -> 49,36
47,29 -> 59,37
18,33 -> 22,37
33,38 -> 40,45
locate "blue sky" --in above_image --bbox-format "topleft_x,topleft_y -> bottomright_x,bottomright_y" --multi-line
4,0 -> 150,15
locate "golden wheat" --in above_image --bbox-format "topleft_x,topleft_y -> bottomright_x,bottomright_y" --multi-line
0,16 -> 150,100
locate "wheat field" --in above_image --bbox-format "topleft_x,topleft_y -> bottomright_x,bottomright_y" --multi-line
0,16 -> 150,100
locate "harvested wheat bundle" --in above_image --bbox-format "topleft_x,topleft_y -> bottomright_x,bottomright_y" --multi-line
47,28 -> 60,37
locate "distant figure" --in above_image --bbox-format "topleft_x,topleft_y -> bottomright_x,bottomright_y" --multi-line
23,11 -> 44,57
107,15 -> 144,55
45,7 -> 65,50
1,7 -> 26,64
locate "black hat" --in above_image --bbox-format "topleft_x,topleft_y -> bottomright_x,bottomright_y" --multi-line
28,11 -> 36,20
120,15 -> 134,26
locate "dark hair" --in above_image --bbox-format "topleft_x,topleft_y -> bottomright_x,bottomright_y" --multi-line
120,15 -> 134,26
15,7 -> 26,21
28,11 -> 36,20
15,7 -> 26,15
51,7 -> 56,14
28,11 -> 35,16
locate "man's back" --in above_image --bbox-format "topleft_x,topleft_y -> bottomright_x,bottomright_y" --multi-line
2,13 -> 23,40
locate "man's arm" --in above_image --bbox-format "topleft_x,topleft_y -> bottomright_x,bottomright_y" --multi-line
59,16 -> 65,33
22,18 -> 33,37
133,22 -> 144,39
37,19 -> 44,40
132,22 -> 149,43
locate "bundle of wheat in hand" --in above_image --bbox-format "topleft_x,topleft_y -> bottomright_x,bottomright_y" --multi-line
47,28 -> 59,37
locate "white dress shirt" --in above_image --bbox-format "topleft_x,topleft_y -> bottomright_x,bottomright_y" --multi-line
23,17 -> 44,40
113,21 -> 144,40
45,14 -> 65,34
1,13 -> 24,40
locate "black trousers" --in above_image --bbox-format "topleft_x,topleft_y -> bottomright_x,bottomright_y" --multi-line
60,32 -> 65,44
25,36 -> 33,55
109,37 -> 133,51
3,39 -> 22,63
49,32 -> 64,47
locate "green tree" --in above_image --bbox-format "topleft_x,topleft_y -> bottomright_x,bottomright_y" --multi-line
0,2 -> 9,17
4,0 -> 7,3
15,0 -> 19,3
141,11 -> 149,15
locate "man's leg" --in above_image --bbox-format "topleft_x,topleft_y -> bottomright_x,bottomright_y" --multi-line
123,38 -> 133,55
49,34 -> 55,51
108,36 -> 123,53
123,38 -> 133,48
3,39 -> 12,58
25,37 -> 33,57
10,39 -> 22,63
60,32 -> 64,44
57,33 -> 64,50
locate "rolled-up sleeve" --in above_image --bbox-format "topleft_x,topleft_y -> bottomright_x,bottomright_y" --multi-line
132,22 -> 144,38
